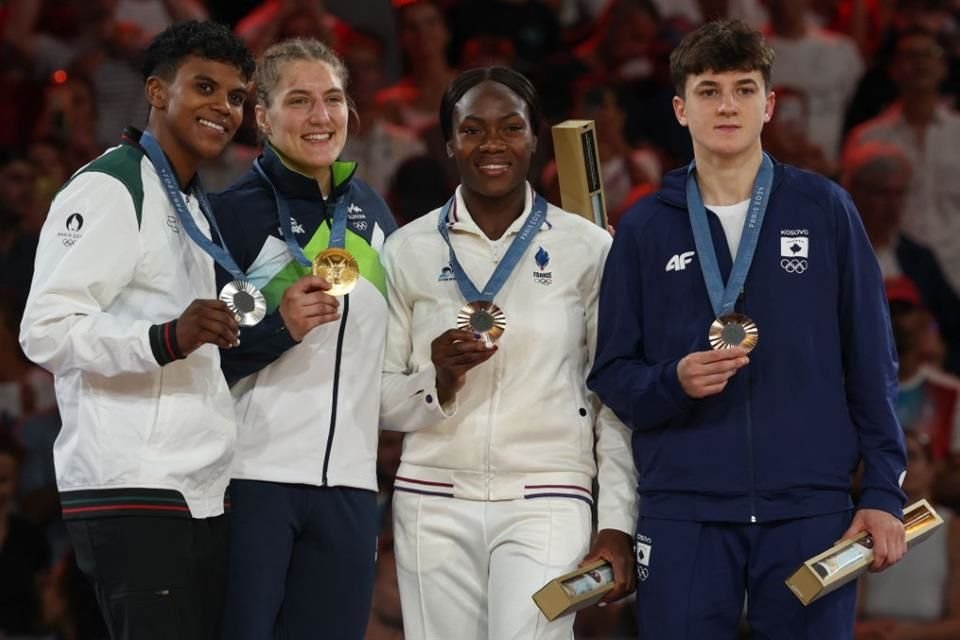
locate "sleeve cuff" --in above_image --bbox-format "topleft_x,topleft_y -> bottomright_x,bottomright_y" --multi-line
414,363 -> 458,418
663,359 -> 693,409
858,488 -> 906,520
149,320 -> 185,366
598,508 -> 637,536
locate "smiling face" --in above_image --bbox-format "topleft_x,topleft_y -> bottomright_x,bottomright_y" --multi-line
146,55 -> 248,180
256,59 -> 348,188
673,69 -> 774,164
448,80 -> 536,202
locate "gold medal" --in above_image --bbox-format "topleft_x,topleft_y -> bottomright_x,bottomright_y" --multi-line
456,301 -> 506,346
219,279 -> 266,327
313,248 -> 359,297
709,313 -> 758,352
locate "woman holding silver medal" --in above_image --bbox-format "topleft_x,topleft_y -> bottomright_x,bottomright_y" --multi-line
208,38 -> 397,640
380,66 -> 638,640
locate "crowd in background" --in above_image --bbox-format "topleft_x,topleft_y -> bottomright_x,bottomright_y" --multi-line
1,0 -> 960,638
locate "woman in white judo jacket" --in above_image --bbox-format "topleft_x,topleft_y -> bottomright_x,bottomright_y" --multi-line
380,66 -> 639,640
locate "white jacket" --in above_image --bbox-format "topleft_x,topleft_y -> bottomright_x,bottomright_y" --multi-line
381,186 -> 637,534
19,137 -> 235,519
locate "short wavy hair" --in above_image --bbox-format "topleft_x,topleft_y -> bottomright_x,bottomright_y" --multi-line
669,19 -> 774,97
142,20 -> 255,82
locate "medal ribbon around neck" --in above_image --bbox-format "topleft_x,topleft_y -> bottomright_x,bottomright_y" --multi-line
141,131 -> 247,280
685,152 -> 773,318
253,157 -> 349,267
437,187 -> 547,304
141,131 -> 265,324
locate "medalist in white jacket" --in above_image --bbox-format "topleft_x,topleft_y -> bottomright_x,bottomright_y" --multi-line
19,134 -> 235,520
381,185 -> 637,534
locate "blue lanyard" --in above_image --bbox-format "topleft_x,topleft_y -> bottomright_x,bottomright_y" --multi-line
253,158 -> 349,268
686,153 -> 774,317
139,131 -> 245,280
437,188 -> 547,302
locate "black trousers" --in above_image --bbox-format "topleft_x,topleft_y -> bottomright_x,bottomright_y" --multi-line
66,515 -> 228,640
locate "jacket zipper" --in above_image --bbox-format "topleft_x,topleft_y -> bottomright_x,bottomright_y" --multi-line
741,287 -> 757,523
320,191 -> 348,486
322,293 -> 349,485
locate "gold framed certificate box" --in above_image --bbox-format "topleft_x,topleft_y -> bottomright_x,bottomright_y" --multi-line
551,120 -> 607,229
532,560 -> 615,621
785,499 -> 944,605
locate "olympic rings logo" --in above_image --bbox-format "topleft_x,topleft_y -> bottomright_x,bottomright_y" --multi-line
781,258 -> 807,274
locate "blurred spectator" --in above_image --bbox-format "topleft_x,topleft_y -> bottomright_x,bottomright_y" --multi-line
843,141 -> 960,374
650,0 -> 768,27
856,431 -> 960,639
341,31 -> 428,195
843,1 -> 960,134
39,550 -> 108,640
0,431 -> 51,637
765,0 -> 864,162
887,283 -> 960,465
449,0 -> 563,76
846,27 -> 960,293
0,151 -> 40,320
113,0 -> 208,38
830,0 -> 900,58
542,77 -> 661,225
549,0 -> 691,167
2,0 -> 150,150
326,0 -> 402,81
386,155 -> 452,226
0,289 -> 55,434
460,35 -> 516,70
31,72 -> 102,175
235,0 -> 356,56
762,86 -> 835,176
378,0 -> 458,135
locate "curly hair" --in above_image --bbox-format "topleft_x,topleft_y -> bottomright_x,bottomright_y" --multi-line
142,20 -> 255,82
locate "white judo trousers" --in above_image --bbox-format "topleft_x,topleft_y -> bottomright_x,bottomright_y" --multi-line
393,493 -> 592,640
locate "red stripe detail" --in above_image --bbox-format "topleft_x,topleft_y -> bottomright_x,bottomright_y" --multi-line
63,504 -> 190,514
395,475 -> 454,488
163,322 -> 176,359
525,484 -> 592,495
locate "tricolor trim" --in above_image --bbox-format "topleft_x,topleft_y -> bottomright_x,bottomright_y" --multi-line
524,484 -> 594,506
149,320 -> 184,366
60,487 -> 229,520
393,475 -> 455,498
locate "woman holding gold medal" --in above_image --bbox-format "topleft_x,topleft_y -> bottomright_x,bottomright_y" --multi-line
380,67 -> 638,639
209,38 -> 397,640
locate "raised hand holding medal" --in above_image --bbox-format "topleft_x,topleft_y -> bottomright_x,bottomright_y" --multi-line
141,132 -> 266,326
438,189 -> 548,346
253,159 -> 359,298
686,153 -> 772,353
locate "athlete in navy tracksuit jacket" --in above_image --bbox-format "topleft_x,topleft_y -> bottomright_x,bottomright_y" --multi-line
588,19 -> 907,640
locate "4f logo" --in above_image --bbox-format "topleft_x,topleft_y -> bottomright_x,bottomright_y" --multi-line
665,251 -> 695,272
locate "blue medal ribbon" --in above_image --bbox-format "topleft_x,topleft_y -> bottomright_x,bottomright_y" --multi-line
253,157 -> 349,268
437,187 -> 547,303
139,131 -> 246,280
686,153 -> 774,318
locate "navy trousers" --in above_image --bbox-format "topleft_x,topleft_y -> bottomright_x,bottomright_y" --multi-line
67,515 -> 228,640
633,511 -> 857,640
221,481 -> 379,640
